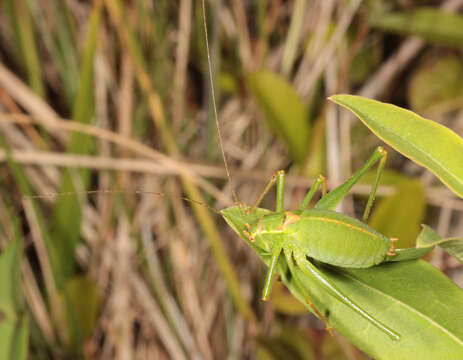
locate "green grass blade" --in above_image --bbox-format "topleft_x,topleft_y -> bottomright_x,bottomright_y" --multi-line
6,0 -> 44,97
247,70 -> 310,163
51,0 -> 103,282
329,95 -> 463,199
29,0 -> 79,104
222,206 -> 463,359
0,136 -> 62,287
0,241 -> 29,360
371,7 -> 463,48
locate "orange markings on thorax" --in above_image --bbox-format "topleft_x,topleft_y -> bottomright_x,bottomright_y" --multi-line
277,211 -> 301,230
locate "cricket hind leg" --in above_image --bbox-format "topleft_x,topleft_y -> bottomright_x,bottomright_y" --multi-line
283,248 -> 333,334
291,249 -> 400,341
314,146 -> 387,221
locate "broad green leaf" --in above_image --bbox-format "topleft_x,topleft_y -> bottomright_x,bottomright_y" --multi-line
408,55 -> 463,113
247,70 -> 310,163
0,241 -> 29,360
417,225 -> 463,264
329,95 -> 463,199
222,206 -> 463,359
369,180 -> 425,249
371,7 -> 463,47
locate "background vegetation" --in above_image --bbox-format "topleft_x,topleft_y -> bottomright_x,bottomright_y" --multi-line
0,0 -> 463,358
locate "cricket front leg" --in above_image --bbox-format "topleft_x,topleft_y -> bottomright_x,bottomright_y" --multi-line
251,170 -> 285,212
262,245 -> 282,301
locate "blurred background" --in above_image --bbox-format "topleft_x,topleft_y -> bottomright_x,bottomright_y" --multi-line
0,0 -> 463,358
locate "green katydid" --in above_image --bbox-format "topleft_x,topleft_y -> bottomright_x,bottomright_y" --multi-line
198,0 -> 436,341
221,147 -> 402,340
219,146 -> 435,342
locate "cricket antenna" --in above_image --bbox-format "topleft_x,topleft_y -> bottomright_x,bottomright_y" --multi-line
25,190 -> 220,215
201,0 -> 239,205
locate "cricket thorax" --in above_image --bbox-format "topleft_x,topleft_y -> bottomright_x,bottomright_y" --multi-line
243,211 -> 302,251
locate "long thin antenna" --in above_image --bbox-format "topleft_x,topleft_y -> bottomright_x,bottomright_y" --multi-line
25,190 -> 220,214
201,0 -> 239,204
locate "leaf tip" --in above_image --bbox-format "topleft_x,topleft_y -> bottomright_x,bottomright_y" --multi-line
327,94 -> 353,106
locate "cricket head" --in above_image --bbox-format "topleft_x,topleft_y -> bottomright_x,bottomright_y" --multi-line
221,205 -> 290,255
222,205 -> 296,301
220,205 -> 271,248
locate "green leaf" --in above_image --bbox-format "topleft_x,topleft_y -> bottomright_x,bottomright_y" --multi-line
408,55 -> 463,113
329,95 -> 463,199
222,206 -> 463,359
369,180 -> 425,249
371,7 -> 463,47
247,70 -> 310,163
0,241 -> 29,360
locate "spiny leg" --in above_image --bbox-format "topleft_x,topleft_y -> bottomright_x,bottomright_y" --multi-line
299,175 -> 327,210
292,250 -> 400,341
283,248 -> 333,334
251,170 -> 285,212
315,146 -> 387,214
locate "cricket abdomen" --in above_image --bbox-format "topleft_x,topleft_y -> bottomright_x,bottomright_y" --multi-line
296,209 -> 391,268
